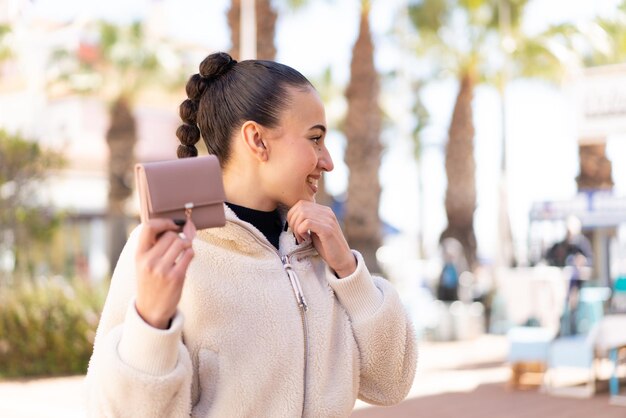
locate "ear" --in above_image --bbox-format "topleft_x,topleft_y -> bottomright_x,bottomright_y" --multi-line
240,121 -> 268,162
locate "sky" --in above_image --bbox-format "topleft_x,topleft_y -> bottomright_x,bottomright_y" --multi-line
18,0 -> 626,263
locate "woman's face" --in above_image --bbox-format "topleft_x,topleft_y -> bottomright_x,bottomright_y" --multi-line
261,86 -> 334,208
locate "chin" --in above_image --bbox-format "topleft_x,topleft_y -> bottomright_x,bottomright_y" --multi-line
283,195 -> 315,208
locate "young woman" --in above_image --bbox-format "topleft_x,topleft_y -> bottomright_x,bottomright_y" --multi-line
86,52 -> 417,417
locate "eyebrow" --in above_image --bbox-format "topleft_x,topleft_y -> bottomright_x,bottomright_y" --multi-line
309,124 -> 327,133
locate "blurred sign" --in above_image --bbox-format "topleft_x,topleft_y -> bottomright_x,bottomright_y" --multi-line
575,64 -> 626,142
530,191 -> 626,228
575,63 -> 626,140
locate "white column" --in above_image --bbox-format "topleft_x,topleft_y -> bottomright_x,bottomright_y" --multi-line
240,0 -> 257,60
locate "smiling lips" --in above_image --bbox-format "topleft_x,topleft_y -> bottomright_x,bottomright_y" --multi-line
307,176 -> 319,193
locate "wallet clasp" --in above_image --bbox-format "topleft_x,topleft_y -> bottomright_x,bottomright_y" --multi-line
185,202 -> 194,222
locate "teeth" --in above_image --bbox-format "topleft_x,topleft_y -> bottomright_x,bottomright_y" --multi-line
307,178 -> 318,186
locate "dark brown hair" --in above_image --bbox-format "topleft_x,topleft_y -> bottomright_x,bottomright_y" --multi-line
176,52 -> 313,163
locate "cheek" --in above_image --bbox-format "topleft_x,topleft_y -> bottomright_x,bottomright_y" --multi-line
277,145 -> 318,182
306,148 -> 320,170
299,160 -> 317,179
289,148 -> 317,172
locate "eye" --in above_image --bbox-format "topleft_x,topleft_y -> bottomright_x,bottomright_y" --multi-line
310,136 -> 322,145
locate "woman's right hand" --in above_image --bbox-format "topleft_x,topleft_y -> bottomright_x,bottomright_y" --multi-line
134,219 -> 196,329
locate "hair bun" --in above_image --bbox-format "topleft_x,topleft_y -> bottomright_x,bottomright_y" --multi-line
176,124 -> 200,146
177,144 -> 198,158
179,99 -> 198,125
186,74 -> 209,101
199,52 -> 237,80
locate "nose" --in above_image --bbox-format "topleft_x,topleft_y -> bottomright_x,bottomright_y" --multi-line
318,145 -> 334,172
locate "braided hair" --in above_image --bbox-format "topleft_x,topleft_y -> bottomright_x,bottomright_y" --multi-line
176,52 -> 313,164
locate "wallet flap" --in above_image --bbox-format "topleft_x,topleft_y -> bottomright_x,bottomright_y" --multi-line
138,155 -> 225,214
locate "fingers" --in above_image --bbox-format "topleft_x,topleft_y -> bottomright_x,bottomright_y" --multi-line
170,247 -> 195,277
287,201 -> 335,241
288,214 -> 307,244
182,219 -> 197,241
148,230 -> 181,258
144,243 -> 194,284
292,217 -> 325,243
287,201 -> 309,237
288,207 -> 311,243
137,219 -> 180,254
293,219 -> 314,244
287,200 -> 355,276
134,219 -> 196,330
157,235 -> 193,270
141,219 -> 196,276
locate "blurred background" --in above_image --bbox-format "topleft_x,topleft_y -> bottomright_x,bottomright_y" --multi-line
1,0 -> 626,416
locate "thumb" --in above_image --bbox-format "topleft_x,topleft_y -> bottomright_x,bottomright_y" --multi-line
182,220 -> 197,241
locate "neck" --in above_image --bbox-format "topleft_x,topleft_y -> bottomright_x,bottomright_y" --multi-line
222,164 -> 276,212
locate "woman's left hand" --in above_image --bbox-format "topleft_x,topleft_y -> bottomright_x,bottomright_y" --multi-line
287,200 -> 356,278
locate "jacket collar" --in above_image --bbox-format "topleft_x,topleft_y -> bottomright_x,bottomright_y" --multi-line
197,204 -> 315,257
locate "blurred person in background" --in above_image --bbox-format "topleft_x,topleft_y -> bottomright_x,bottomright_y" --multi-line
545,215 -> 593,268
544,216 -> 593,336
560,252 -> 591,336
436,237 -> 468,302
85,52 -> 417,417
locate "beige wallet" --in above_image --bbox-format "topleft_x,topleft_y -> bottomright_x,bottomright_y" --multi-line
135,155 -> 226,230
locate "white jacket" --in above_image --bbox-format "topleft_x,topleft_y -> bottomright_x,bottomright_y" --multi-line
85,205 -> 417,417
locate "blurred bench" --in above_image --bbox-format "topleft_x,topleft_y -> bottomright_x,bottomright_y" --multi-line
507,286 -> 612,395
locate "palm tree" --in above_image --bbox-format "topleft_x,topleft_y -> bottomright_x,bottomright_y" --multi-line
583,1 -> 626,66
48,20 -> 180,274
98,22 -> 163,274
227,0 -> 313,60
408,0 -> 567,269
343,0 -> 383,273
227,0 -> 278,60
407,0 -> 484,269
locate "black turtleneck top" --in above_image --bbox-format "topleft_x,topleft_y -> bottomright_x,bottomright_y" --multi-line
225,202 -> 283,250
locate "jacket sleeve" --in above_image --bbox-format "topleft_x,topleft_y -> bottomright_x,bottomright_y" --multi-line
326,251 -> 418,406
85,226 -> 193,418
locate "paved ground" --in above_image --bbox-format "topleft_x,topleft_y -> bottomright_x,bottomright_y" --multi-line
0,335 -> 624,417
352,335 -> 626,418
352,384 -> 626,418
0,375 -> 84,418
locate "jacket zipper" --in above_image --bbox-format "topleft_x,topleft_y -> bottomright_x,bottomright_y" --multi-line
231,223 -> 313,417
281,253 -> 309,418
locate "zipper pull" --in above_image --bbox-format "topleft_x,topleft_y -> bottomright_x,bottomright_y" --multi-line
282,255 -> 308,311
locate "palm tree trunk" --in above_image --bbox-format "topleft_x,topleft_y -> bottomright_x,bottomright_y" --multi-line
227,0 -> 277,61
255,0 -> 277,60
576,142 -> 614,190
344,6 -> 382,274
440,71 -> 478,269
106,97 -> 136,275
227,0 -> 242,60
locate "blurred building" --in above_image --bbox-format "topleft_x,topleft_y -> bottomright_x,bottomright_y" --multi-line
0,0 -> 210,281
529,63 -> 626,286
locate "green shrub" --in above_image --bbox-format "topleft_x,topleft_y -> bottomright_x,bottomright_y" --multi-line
0,276 -> 108,378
